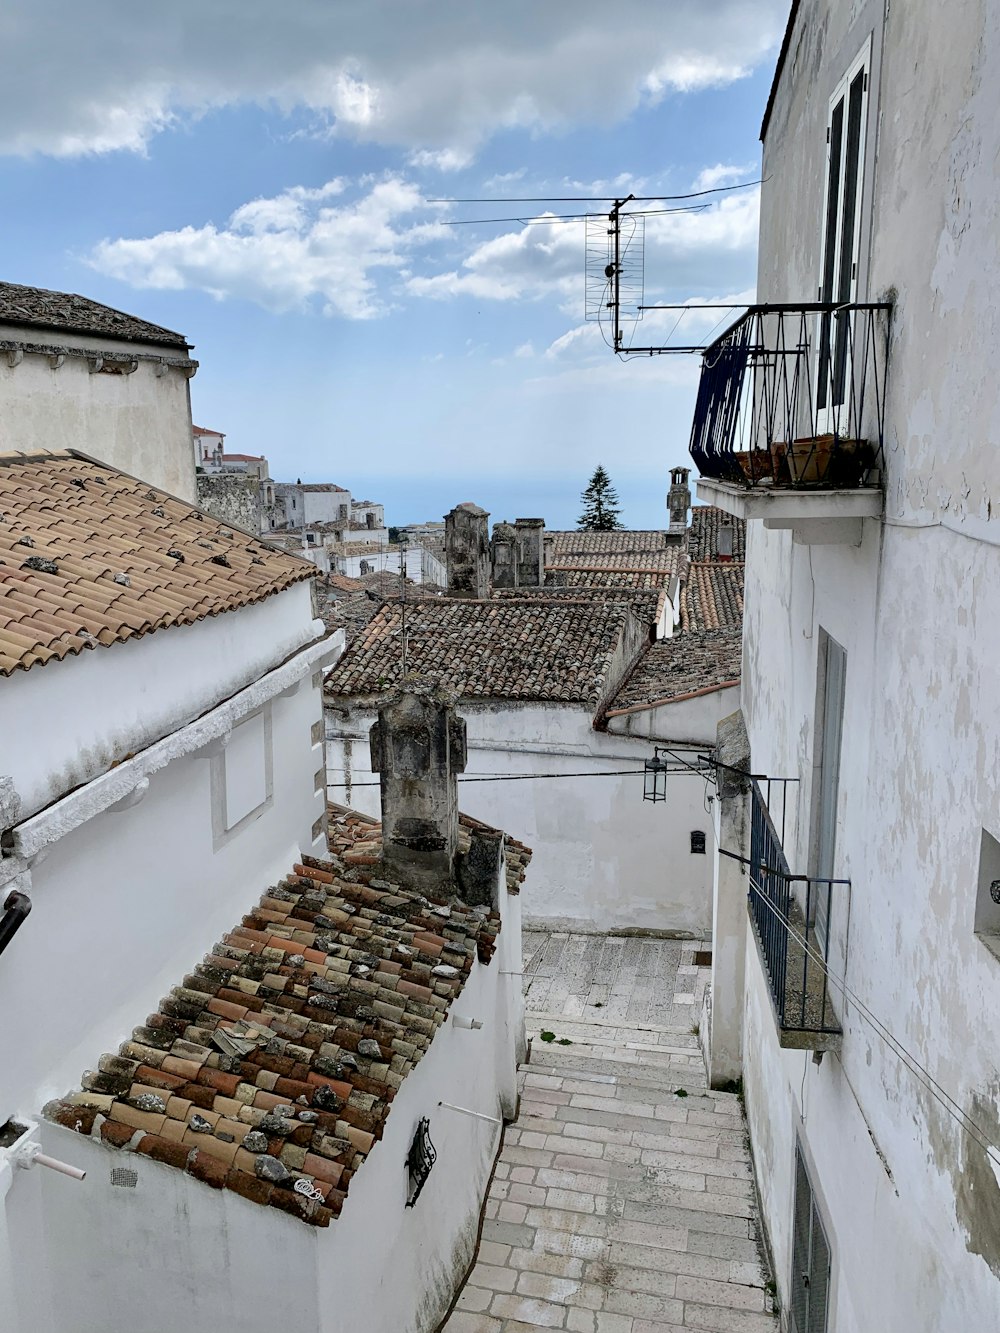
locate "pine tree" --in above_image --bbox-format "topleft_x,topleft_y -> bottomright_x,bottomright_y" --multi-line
577,465 -> 623,531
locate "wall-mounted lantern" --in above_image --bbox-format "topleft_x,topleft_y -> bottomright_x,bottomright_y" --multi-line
405,1117 -> 436,1207
643,748 -> 669,803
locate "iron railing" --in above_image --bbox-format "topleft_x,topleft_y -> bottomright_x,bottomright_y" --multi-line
689,302 -> 891,490
747,779 -> 845,1044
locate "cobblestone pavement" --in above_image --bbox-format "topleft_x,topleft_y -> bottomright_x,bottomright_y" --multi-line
441,931 -> 778,1333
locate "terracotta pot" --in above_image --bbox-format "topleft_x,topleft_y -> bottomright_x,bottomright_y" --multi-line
787,434 -> 836,484
735,449 -> 773,485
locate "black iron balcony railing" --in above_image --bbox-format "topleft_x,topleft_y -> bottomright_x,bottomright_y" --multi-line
689,302 -> 891,490
748,779 -> 844,1048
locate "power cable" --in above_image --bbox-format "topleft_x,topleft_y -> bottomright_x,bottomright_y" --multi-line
749,883 -> 1000,1171
426,180 -> 764,204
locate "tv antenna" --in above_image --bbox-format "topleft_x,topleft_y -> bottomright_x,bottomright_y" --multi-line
585,196 -> 644,352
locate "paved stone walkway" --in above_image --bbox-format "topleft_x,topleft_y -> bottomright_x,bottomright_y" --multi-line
441,932 -> 778,1333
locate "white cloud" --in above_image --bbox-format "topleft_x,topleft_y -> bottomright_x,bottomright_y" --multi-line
693,162 -> 758,192
0,0 -> 788,158
89,177 -> 448,319
407,147 -> 475,172
407,214 -> 583,304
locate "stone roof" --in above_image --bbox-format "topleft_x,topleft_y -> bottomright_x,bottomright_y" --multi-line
683,562 -> 744,631
0,452 -> 314,676
546,549 -> 682,574
548,529 -> 672,557
687,507 -> 746,561
606,629 -> 743,713
491,584 -> 667,629
545,568 -> 673,591
44,805 -> 514,1229
325,599 -> 638,709
0,281 -> 189,348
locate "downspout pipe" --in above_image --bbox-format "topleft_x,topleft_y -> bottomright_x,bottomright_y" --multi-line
0,891 -> 31,958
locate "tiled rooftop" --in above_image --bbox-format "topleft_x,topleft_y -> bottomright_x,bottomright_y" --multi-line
44,805 -> 517,1229
688,506 -> 747,561
0,281 -> 189,348
546,548 -> 683,575
492,583 -> 667,629
324,598 -> 639,708
547,529 -> 672,557
683,561 -> 745,631
0,452 -> 315,676
606,629 -> 742,713
545,567 -> 675,590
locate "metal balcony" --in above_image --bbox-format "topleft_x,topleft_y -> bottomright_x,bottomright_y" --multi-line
747,780 -> 844,1051
689,303 -> 891,544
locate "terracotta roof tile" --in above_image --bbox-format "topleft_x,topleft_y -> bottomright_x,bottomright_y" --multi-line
0,282 -> 189,348
546,549 -> 682,575
607,629 -> 742,712
492,583 -> 667,629
45,806 -> 513,1228
548,529 -> 673,557
683,562 -> 744,632
0,451 -> 314,675
687,507 -> 747,561
324,598 -> 638,708
544,568 -> 673,591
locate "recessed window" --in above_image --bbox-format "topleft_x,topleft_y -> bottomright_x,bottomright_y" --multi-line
690,830 -> 707,855
975,829 -> 1000,962
211,706 -> 273,847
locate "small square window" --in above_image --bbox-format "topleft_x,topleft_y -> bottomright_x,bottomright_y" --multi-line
690,830 -> 707,855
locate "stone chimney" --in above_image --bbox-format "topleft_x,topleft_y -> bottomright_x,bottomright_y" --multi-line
445,502 -> 490,598
514,518 -> 545,587
667,467 -> 692,537
491,521 -> 517,589
369,679 -> 467,892
716,519 -> 734,561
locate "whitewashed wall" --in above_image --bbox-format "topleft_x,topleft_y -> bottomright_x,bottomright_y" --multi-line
0,581 -> 319,820
4,869 -> 522,1333
0,327 -> 197,503
733,0 -> 1000,1326
328,701 -> 717,935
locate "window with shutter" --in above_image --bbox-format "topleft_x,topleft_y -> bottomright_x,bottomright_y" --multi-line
790,1143 -> 832,1333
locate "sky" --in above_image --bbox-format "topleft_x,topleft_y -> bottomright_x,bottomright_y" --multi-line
0,1 -> 788,529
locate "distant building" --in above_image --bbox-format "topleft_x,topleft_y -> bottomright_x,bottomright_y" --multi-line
0,281 -> 198,502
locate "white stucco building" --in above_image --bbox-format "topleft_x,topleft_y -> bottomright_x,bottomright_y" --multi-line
0,282 -> 198,503
325,531 -> 742,936
692,2 -> 1000,1328
0,449 -> 526,1333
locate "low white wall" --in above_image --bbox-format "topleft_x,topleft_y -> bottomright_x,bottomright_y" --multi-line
5,882 -> 521,1333
1,581 -> 318,819
0,670 -> 328,1127
328,701 -> 715,935
605,685 -> 741,744
0,330 -> 197,503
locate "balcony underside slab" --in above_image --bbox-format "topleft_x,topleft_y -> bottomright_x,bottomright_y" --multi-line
696,479 -> 883,546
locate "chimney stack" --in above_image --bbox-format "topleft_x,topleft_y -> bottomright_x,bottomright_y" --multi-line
667,467 -> 691,538
716,519 -> 734,561
369,679 -> 467,892
514,518 -> 545,587
445,502 -> 490,598
491,521 -> 517,589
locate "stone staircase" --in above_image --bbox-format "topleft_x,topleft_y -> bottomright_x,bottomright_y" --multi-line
442,1000 -> 779,1332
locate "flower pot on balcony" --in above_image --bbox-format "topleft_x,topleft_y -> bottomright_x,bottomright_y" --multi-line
770,441 -> 792,486
735,449 -> 773,486
788,434 -> 836,484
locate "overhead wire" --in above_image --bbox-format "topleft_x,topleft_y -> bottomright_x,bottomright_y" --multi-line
426,179 -> 764,204
749,882 -> 1000,1171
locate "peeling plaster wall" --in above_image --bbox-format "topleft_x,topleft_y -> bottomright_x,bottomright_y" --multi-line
328,701 -> 717,936
741,0 -> 1000,1325
0,328 -> 197,503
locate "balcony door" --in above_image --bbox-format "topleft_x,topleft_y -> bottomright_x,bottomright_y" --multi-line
816,41 -> 871,436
